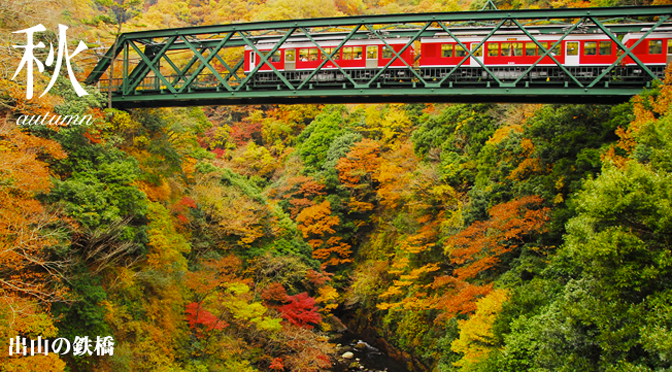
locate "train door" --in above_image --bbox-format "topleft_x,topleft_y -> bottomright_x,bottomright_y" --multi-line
249,52 -> 255,70
470,43 -> 484,66
565,41 -> 580,66
285,49 -> 296,71
366,46 -> 378,68
667,40 -> 672,64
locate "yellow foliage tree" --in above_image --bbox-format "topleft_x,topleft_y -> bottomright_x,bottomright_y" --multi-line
451,289 -> 510,371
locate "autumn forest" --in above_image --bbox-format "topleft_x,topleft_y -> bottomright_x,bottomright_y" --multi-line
2,0 -> 672,371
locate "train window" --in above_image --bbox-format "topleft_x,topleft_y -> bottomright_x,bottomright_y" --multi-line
472,44 -> 483,57
552,43 -> 562,56
649,40 -> 663,54
367,46 -> 378,59
525,42 -> 536,56
285,49 -> 295,62
668,40 -> 672,54
343,47 -> 352,60
455,45 -> 467,57
567,42 -> 578,56
262,51 -> 281,62
512,42 -> 524,56
540,42 -> 550,54
488,43 -> 498,57
321,48 -> 340,60
382,46 -> 394,59
533,42 -> 550,56
299,49 -> 309,61
599,41 -> 611,55
501,43 -> 511,57
309,49 -> 318,61
442,44 -> 454,58
584,41 -> 597,56
353,46 -> 363,59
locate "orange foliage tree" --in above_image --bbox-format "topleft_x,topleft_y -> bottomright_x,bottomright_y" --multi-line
604,65 -> 672,167
433,196 -> 549,320
296,200 -> 352,266
0,118 -> 70,371
335,138 -> 380,188
0,119 -> 69,306
272,175 -> 326,218
446,195 -> 550,281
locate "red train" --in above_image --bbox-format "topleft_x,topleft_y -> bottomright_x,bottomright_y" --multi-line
420,30 -> 672,68
245,38 -> 415,72
243,29 -> 672,84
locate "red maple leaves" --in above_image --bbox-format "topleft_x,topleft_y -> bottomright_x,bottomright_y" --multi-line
279,293 -> 322,329
261,283 -> 322,329
185,302 -> 228,337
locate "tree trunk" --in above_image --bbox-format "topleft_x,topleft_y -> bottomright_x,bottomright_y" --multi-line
108,25 -> 121,110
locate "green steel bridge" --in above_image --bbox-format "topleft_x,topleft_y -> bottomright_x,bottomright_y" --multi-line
85,5 -> 672,108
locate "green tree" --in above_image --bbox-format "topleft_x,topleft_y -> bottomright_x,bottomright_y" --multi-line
90,0 -> 142,109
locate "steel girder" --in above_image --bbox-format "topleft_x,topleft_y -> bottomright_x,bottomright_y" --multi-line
85,5 -> 672,108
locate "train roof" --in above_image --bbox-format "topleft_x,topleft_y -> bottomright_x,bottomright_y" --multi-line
623,29 -> 672,42
247,37 -> 414,50
421,33 -> 618,43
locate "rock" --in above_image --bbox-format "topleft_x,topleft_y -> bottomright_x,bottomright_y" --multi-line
354,341 -> 367,350
342,351 -> 355,359
339,346 -> 353,354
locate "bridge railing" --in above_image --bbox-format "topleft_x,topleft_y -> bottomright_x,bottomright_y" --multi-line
100,74 -> 244,92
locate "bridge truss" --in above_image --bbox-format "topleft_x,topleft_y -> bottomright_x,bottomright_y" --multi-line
85,6 -> 672,108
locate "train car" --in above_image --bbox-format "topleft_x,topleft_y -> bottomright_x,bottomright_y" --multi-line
243,38 -> 415,73
240,28 -> 670,86
622,30 -> 672,66
419,33 -> 621,68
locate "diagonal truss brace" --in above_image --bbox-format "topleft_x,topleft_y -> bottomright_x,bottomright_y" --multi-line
362,24 -> 430,88
434,20 -> 507,87
160,53 -> 186,83
511,19 -> 586,88
586,15 -> 669,88
213,53 -> 243,84
237,30 -> 296,91
295,26 -> 362,89
178,34 -> 235,92
127,36 -> 178,94
169,47 -> 207,87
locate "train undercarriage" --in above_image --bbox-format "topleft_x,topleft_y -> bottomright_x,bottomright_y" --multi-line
248,65 -> 666,89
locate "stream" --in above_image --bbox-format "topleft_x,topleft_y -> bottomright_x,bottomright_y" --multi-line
330,331 -> 410,372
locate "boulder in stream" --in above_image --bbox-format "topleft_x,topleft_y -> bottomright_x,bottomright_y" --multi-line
354,341 -> 367,350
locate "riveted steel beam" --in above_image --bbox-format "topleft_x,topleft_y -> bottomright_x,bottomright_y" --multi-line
110,86 -> 643,108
